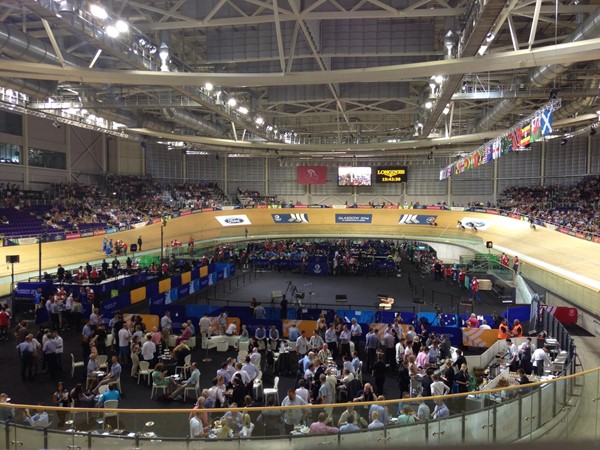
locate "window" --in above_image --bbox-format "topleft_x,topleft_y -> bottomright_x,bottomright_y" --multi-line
0,111 -> 23,135
0,142 -> 21,165
28,147 -> 67,170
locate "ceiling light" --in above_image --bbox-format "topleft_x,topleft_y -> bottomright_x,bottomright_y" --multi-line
238,106 -> 248,115
137,36 -> 147,46
105,25 -> 119,38
485,32 -> 495,43
158,43 -> 169,61
147,45 -> 157,54
227,98 -> 237,107
477,43 -> 490,56
255,117 -> 264,125
115,20 -> 129,34
425,101 -> 433,109
90,4 -> 108,20
434,75 -> 444,84
204,82 -> 213,92
442,104 -> 450,115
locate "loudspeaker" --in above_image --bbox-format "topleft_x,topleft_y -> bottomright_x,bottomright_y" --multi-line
6,255 -> 19,263
130,243 -> 138,252
486,241 -> 493,249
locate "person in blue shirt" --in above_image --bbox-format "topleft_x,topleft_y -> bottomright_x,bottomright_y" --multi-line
170,362 -> 200,399
339,414 -> 360,433
288,323 -> 301,342
97,383 -> 120,406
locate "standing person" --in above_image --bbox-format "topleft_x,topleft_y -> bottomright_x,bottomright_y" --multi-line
281,388 -> 308,434
470,275 -> 480,304
339,325 -> 351,360
372,354 -> 387,395
53,330 -> 63,374
498,319 -> 511,340
118,323 -> 131,366
218,311 -> 228,335
296,330 -> 309,358
324,323 -> 338,360
280,296 -> 288,320
198,313 -> 212,349
519,337 -> 534,374
350,319 -> 362,356
383,326 -> 396,372
137,235 -> 143,251
52,381 -> 70,428
365,328 -> 379,372
500,253 -> 509,267
512,256 -> 520,273
532,346 -> 551,376
160,311 -> 172,344
512,319 -> 524,337
0,306 -> 9,341
42,332 -> 58,379
17,334 -> 35,381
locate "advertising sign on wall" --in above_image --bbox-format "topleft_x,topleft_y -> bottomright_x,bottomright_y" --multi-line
375,166 -> 408,183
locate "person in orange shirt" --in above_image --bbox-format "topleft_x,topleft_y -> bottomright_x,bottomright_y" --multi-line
511,319 -> 523,337
498,318 -> 511,339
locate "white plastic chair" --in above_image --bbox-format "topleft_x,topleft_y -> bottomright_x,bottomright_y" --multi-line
138,361 -> 151,385
102,399 -> 119,428
151,375 -> 169,400
71,353 -> 84,378
184,377 -> 201,402
252,370 -> 263,400
176,354 -> 192,378
96,355 -> 108,371
263,376 -> 279,405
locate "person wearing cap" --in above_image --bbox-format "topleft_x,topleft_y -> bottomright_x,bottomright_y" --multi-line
0,393 -> 14,422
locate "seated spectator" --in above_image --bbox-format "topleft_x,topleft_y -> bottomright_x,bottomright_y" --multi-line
23,406 -> 49,428
97,383 -> 120,407
309,412 -> 339,434
367,411 -> 384,430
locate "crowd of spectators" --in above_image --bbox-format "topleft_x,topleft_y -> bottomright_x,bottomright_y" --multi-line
498,175 -> 600,236
237,188 -> 278,207
0,176 -> 230,236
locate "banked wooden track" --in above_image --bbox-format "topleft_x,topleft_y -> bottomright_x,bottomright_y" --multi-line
1,208 -> 598,294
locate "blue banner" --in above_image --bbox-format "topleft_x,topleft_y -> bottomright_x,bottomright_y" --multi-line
335,213 -> 372,224
398,214 -> 438,225
271,213 -> 310,224
307,255 -> 329,276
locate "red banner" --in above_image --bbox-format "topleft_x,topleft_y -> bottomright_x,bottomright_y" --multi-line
297,166 -> 327,184
66,233 -> 80,240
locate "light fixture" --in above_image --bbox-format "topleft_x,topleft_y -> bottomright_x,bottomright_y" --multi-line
159,43 -> 169,71
90,4 -> 108,20
442,104 -> 450,115
227,98 -> 237,107
105,25 -> 119,38
255,117 -> 264,125
434,75 -> 444,84
115,20 -> 129,34
485,32 -> 495,43
425,100 -> 433,109
238,106 -> 249,115
148,45 -> 157,54
137,36 -> 147,46
204,82 -> 213,92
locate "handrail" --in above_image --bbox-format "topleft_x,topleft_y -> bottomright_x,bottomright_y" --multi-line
4,365 -> 594,414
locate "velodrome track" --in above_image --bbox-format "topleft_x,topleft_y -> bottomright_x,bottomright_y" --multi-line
1,209 -> 599,294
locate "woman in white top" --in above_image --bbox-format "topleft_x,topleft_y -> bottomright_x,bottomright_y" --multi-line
239,413 -> 254,437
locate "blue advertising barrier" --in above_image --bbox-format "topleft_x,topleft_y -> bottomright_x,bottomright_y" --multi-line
102,293 -> 131,315
502,306 -> 531,324
14,281 -> 52,299
428,326 -> 463,347
165,287 -> 179,305
336,310 -> 377,325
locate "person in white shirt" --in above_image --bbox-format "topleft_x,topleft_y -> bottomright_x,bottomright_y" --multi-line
309,332 -> 324,352
242,356 -> 258,381
239,413 -> 254,438
190,411 -> 205,438
430,373 -> 450,396
351,352 -> 361,374
479,320 -> 492,330
248,347 -> 260,366
350,318 -> 362,353
118,323 -> 131,365
198,313 -> 212,348
233,362 -> 250,385
141,333 -> 156,364
225,322 -> 237,336
296,330 -> 309,357
396,339 -> 406,366
532,346 -> 551,376
160,312 -> 172,343
295,379 -> 310,403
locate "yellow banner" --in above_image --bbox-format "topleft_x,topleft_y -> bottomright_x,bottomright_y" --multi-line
158,278 -> 171,293
462,328 -> 498,347
181,271 -> 191,284
200,266 -> 209,278
130,286 -> 146,304
283,320 -> 318,338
